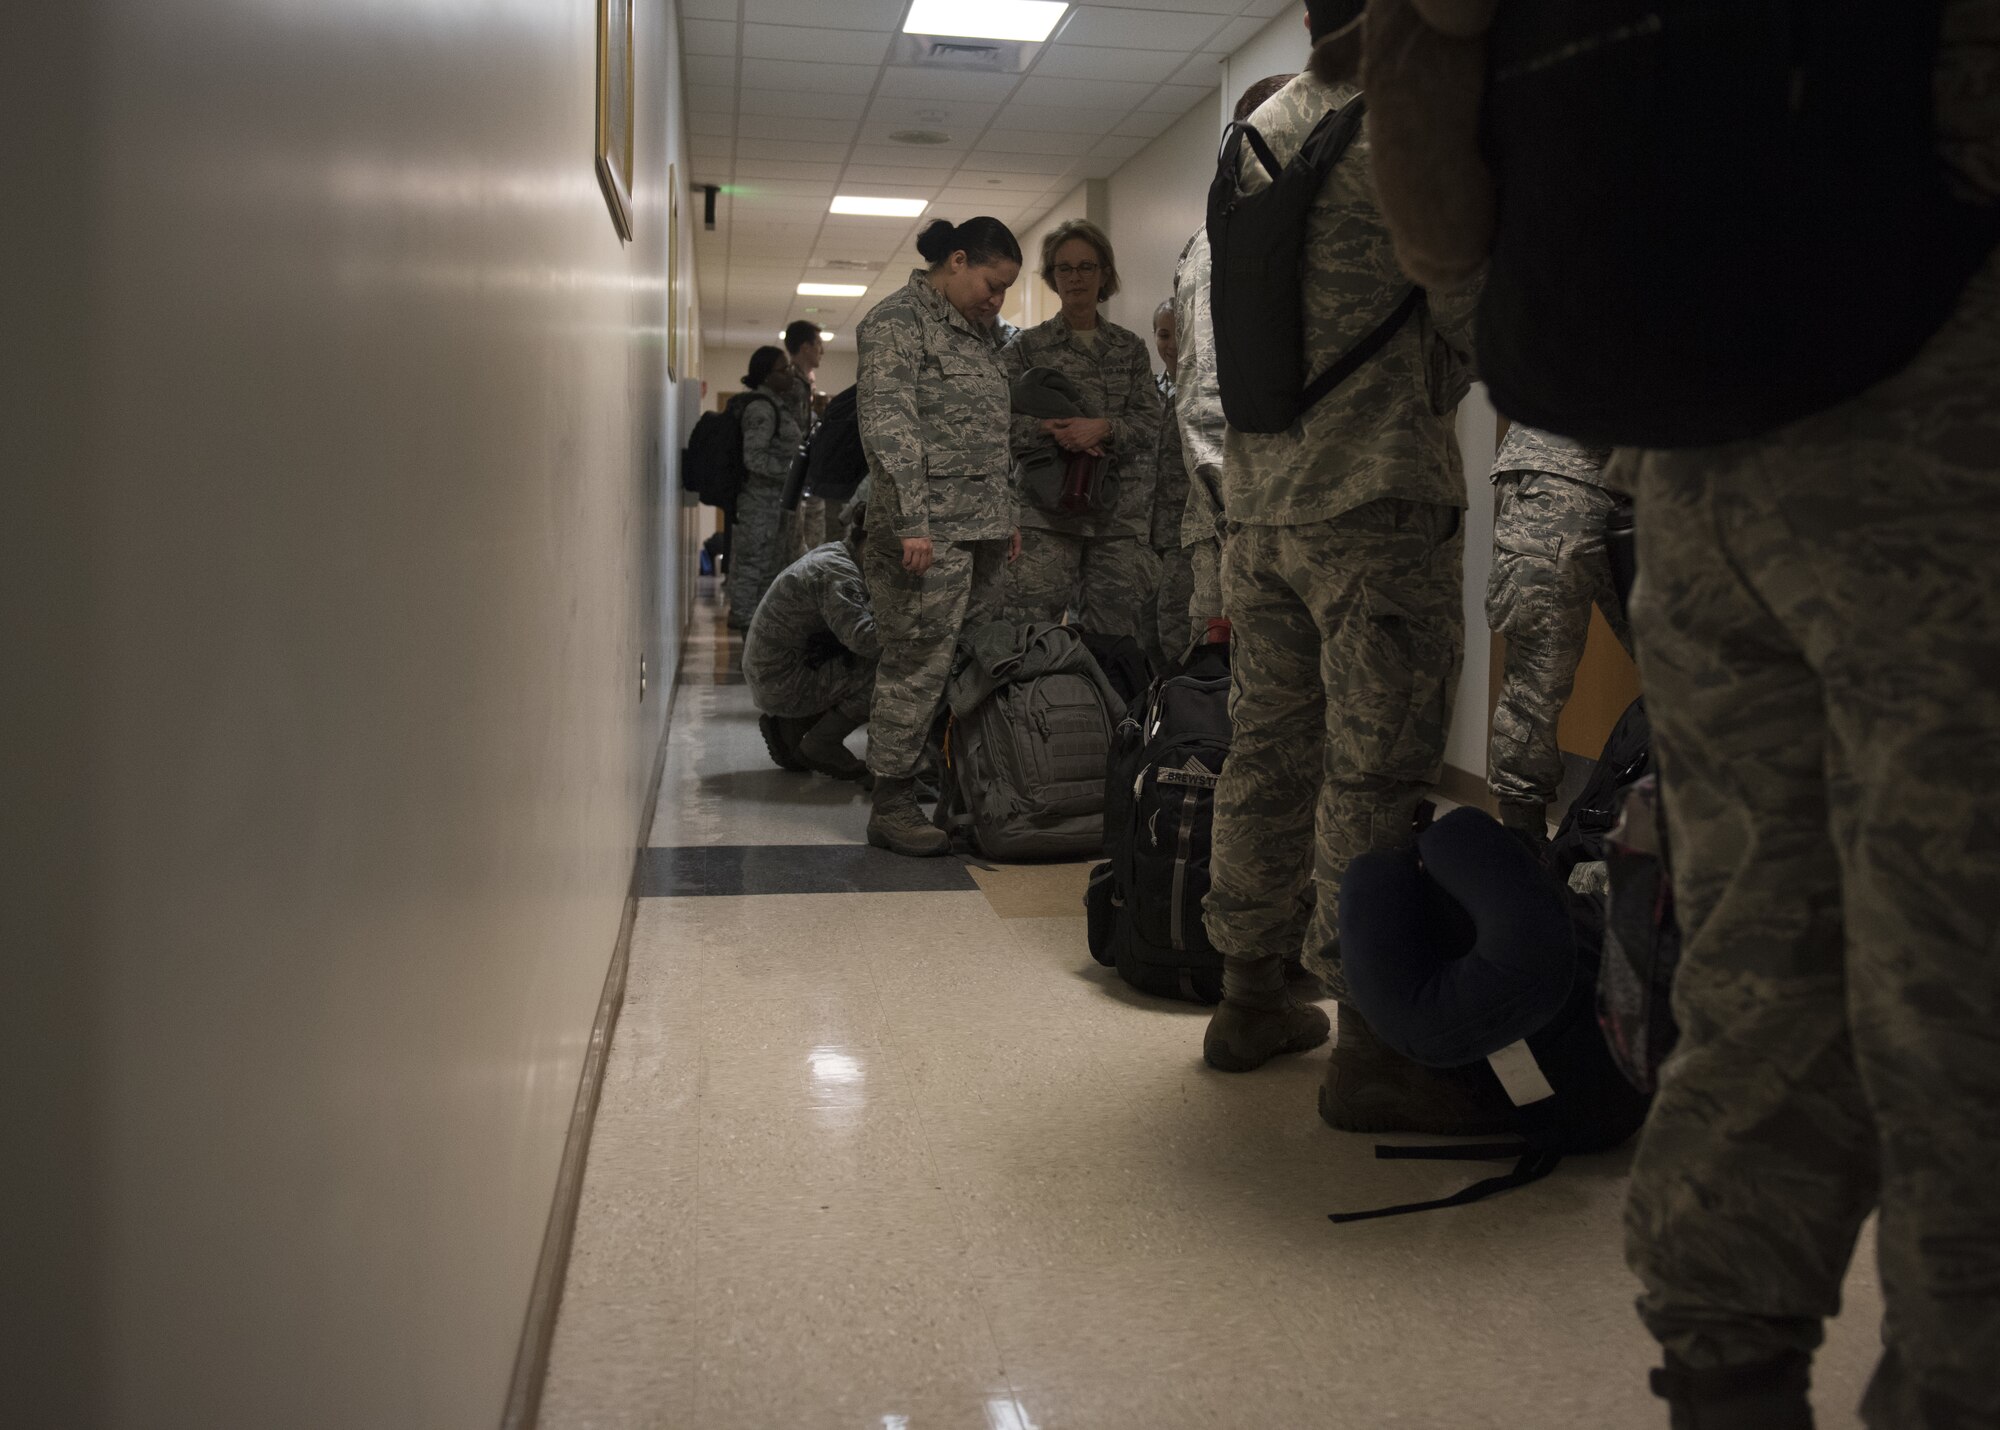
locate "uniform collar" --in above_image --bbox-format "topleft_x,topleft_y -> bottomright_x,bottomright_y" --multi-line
907,269 -> 996,345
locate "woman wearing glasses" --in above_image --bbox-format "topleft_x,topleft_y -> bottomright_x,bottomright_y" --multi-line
1001,220 -> 1162,650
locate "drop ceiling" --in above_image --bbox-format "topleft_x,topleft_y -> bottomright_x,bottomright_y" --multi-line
684,0 -> 1291,353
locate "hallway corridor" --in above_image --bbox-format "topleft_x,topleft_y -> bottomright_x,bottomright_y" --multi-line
537,595 -> 1882,1430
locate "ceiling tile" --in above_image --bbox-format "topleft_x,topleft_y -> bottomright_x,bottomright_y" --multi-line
727,176 -> 839,197
690,111 -> 735,138
1239,0 -> 1293,16
684,51 -> 738,87
681,19 -> 737,56
1076,0 -> 1240,11
743,0 -> 905,29
1168,51 -> 1225,90
990,101 -> 1131,134
1090,134 -> 1148,162
742,23 -> 893,65
1013,75 -> 1155,109
739,58 -> 881,94
681,0 -> 738,18
1054,7 -> 1231,50
844,143 -> 966,168
1110,107 -> 1182,139
735,135 -> 854,162
979,128 -> 1093,156
965,149 -> 1080,176
1032,44 -> 1187,82
737,112 -> 859,141
876,67 -> 1025,102
738,88 -> 870,120
1206,15 -> 1276,51
1137,83 -> 1213,113
687,84 -> 737,114
837,164 -> 953,189
864,94 -> 1001,129
948,169 -> 1058,191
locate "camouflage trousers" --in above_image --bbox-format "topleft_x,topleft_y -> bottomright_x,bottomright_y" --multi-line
1486,471 -> 1634,830
1203,501 -> 1464,998
1189,536 -> 1222,631
798,495 -> 828,551
1624,252 -> 2000,1429
862,528 -> 1009,780
745,649 -> 875,725
728,474 -> 789,630
1002,528 -> 1159,647
1154,545 -> 1198,666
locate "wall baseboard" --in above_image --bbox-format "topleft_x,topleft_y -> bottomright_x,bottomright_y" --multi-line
500,667 -> 678,1430
1437,761 -> 1495,815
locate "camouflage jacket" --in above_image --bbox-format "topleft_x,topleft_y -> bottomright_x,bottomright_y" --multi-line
1172,227 -> 1225,550
743,539 -> 879,687
1490,424 -> 1612,487
1149,372 -> 1187,551
857,269 -> 1014,542
784,358 -> 817,440
1222,73 -> 1482,526
1002,311 -> 1161,539
740,384 -> 803,486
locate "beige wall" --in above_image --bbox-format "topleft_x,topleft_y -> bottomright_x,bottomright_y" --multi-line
3,1 -> 698,1425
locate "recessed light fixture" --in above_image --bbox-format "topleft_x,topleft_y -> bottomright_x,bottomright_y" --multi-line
904,0 -> 1067,43
798,282 -> 869,297
819,329 -> 836,341
830,195 -> 929,218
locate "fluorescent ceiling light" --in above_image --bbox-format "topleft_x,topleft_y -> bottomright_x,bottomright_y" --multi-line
830,195 -> 929,218
904,0 -> 1066,43
819,329 -> 836,341
798,282 -> 869,297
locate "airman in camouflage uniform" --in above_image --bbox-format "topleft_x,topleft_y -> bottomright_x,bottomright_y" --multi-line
1172,227 -> 1227,646
729,381 -> 805,631
858,258 -> 1018,855
1485,425 -> 1632,840
1200,58 -> 1497,1143
1001,310 -> 1162,644
744,528 -> 878,786
1623,10 -> 2000,1426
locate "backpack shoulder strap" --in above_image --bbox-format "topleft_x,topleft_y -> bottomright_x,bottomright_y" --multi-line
1298,94 -> 1367,173
1327,1142 -> 1563,1224
1300,284 -> 1424,411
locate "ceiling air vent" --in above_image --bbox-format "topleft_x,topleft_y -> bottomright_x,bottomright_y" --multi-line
889,130 -> 953,146
817,259 -> 876,272
891,33 -> 1042,74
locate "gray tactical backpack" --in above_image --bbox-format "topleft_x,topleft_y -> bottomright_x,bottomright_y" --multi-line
935,625 -> 1118,861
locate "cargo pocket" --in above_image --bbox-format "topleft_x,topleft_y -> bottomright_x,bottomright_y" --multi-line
1486,476 -> 1564,638
1344,587 -> 1455,788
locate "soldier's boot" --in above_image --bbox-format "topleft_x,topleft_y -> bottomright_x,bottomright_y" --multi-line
758,713 -> 811,773
796,711 -> 873,790
867,777 -> 950,858
1649,1353 -> 1814,1430
1497,799 -> 1551,857
1318,1003 -> 1516,1135
1203,953 -> 1331,1072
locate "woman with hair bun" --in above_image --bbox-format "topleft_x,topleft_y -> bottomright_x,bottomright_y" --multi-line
1001,218 -> 1161,647
726,344 -> 806,629
855,215 -> 1024,856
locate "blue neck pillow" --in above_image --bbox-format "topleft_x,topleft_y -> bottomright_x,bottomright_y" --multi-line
1338,806 -> 1578,1069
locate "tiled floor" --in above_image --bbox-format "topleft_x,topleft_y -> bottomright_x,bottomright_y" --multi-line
540,600 -> 1884,1430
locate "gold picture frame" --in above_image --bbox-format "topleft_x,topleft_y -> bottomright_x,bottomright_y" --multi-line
595,0 -> 635,242
666,164 -> 681,379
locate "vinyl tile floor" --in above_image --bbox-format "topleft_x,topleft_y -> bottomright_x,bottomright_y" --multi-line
541,601 -> 1884,1430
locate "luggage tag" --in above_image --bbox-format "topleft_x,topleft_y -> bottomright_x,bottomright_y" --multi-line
1488,1040 -> 1555,1108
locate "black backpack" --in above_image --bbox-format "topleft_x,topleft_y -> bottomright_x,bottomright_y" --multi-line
801,385 -> 868,505
1207,93 -> 1424,435
1073,629 -> 1154,714
1085,643 -> 1232,1003
1478,0 -> 2000,448
681,391 -> 774,517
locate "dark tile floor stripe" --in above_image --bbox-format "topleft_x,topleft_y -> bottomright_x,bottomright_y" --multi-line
636,844 -> 979,897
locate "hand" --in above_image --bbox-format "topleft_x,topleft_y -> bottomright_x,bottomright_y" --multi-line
1008,528 -> 1023,564
1048,417 -> 1111,455
901,535 -> 934,574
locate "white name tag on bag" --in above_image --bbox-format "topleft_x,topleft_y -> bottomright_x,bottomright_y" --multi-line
1489,1040 -> 1556,1108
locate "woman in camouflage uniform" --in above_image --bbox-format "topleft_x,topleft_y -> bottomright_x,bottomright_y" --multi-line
1001,220 -> 1161,644
728,345 -> 805,630
856,217 -> 1023,857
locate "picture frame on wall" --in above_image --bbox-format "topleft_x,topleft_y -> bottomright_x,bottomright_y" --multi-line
595,0 -> 635,242
667,164 -> 681,379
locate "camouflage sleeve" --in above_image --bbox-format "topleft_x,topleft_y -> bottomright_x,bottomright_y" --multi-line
1002,332 -> 1045,459
857,307 -> 929,539
1107,337 -> 1160,456
819,565 -> 880,660
739,396 -> 790,482
1425,268 -> 1485,365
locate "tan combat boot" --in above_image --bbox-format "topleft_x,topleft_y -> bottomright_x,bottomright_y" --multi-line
1318,1003 -> 1515,1136
866,777 -> 949,858
1202,953 -> 1332,1072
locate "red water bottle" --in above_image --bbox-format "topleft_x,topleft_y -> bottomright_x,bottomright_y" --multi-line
1204,617 -> 1231,645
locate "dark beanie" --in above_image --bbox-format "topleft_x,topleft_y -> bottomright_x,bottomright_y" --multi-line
1306,0 -> 1364,41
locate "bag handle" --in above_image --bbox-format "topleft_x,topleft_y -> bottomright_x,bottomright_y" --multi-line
1328,1143 -> 1563,1224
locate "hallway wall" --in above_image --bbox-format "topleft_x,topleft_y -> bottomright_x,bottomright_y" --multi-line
4,1 -> 698,1426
